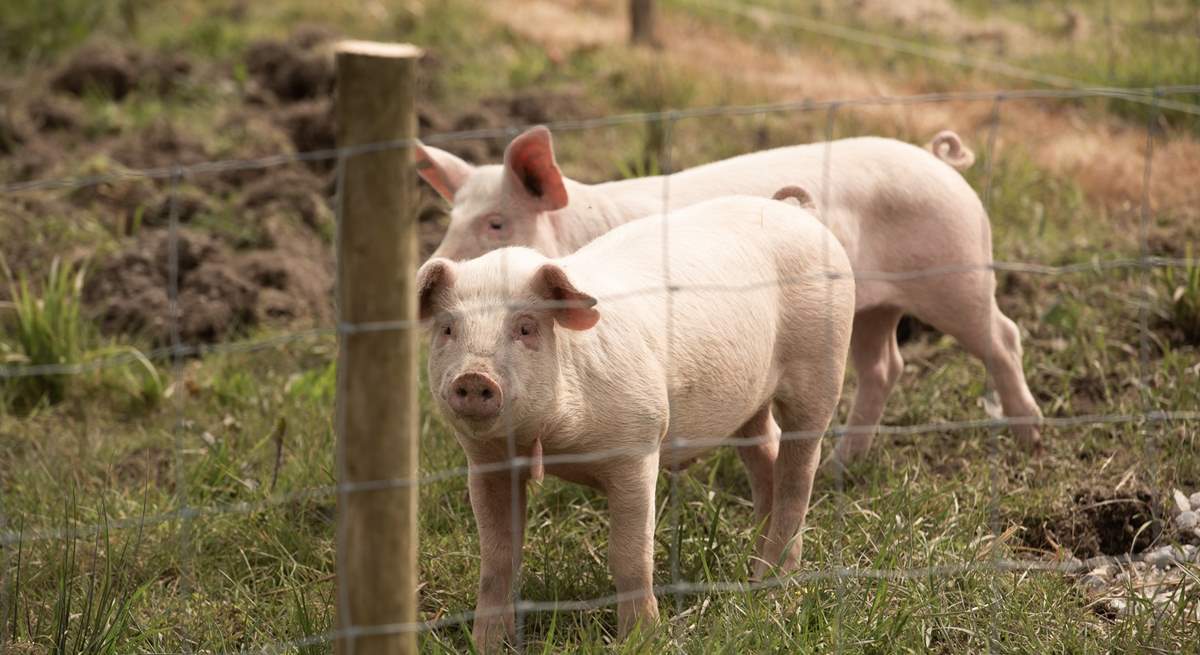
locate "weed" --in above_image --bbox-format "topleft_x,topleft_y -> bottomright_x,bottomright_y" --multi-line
1,257 -> 88,411
1156,244 -> 1200,343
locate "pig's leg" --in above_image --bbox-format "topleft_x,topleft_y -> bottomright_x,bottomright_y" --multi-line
917,297 -> 1042,451
734,404 -> 778,566
468,462 -> 529,652
757,389 -> 838,579
603,451 -> 661,638
830,306 -> 905,466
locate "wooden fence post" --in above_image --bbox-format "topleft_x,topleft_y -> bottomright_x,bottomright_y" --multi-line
630,0 -> 657,46
334,40 -> 423,655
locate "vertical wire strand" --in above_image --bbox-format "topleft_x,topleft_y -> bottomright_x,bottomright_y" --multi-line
820,103 -> 843,654
0,479 -> 8,650
501,126 -> 524,652
166,167 -> 193,652
659,111 -> 681,628
332,153 -> 356,655
979,94 -> 1005,655
1137,90 -> 1159,581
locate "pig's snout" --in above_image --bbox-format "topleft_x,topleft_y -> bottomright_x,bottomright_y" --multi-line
446,373 -> 503,420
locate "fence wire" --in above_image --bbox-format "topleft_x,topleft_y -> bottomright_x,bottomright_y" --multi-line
1,74 -> 1198,652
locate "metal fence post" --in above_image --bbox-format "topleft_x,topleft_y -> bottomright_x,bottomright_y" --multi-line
334,40 -> 423,655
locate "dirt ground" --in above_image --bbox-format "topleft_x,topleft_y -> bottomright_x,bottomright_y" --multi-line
0,29 -> 598,345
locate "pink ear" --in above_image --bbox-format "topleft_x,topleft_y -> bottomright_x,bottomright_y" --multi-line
416,258 -> 457,321
503,126 -> 568,210
415,144 -> 474,202
532,263 -> 598,330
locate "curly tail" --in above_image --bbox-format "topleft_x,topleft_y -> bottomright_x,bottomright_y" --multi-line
771,185 -> 817,211
926,130 -> 976,171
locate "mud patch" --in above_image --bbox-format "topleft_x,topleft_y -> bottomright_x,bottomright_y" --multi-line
83,224 -> 333,345
26,94 -> 84,133
51,42 -> 138,99
110,120 -> 211,169
244,36 -> 334,104
237,168 -> 332,234
1018,488 -> 1164,559
49,41 -> 193,101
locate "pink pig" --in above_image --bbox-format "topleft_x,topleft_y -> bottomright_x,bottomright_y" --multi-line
418,195 -> 855,650
417,127 -> 1042,462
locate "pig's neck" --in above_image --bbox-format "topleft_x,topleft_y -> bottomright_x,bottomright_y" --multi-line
537,339 -> 598,444
549,179 -> 659,254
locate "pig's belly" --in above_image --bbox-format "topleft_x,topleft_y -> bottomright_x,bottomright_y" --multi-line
658,373 -> 777,469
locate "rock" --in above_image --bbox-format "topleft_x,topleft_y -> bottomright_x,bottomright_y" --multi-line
1173,489 -> 1192,513
1176,510 -> 1198,531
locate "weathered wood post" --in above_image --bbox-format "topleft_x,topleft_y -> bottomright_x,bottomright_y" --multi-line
334,40 -> 423,655
630,0 -> 657,46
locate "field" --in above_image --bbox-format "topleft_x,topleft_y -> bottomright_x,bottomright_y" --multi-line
2,0 -> 1199,652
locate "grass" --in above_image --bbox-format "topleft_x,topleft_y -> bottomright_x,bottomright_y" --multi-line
1,0 -> 1198,652
1,258 -> 88,411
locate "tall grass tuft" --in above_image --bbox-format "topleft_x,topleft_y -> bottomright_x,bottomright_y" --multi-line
1,257 -> 88,412
4,498 -> 146,653
1157,244 -> 1200,344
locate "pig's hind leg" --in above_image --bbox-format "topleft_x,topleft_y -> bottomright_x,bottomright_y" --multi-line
911,287 -> 1042,451
757,365 -> 845,580
829,305 -> 905,466
733,404 -> 779,570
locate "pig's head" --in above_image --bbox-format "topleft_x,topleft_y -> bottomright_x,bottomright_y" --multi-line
417,248 -> 599,440
417,126 -> 571,261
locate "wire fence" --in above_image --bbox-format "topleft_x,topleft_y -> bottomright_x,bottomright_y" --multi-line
2,6 -> 1200,653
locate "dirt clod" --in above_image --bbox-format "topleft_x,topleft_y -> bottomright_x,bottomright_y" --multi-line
51,42 -> 138,100
26,95 -> 83,132
244,39 -> 334,103
237,168 -> 332,234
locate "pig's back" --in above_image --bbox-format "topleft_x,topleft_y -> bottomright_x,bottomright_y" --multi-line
567,195 -> 850,299
561,196 -> 853,453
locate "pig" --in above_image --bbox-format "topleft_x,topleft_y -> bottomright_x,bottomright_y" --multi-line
416,127 -> 1043,464
418,194 -> 855,650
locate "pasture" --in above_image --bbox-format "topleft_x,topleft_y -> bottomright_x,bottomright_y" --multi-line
1,0 -> 1198,652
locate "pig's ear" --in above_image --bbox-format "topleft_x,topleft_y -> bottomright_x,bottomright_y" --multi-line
417,258 -> 457,321
415,143 -> 474,202
503,126 -> 568,211
532,263 -> 598,330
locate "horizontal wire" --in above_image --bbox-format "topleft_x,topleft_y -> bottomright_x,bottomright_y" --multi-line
4,85 -> 1200,195
220,547 -> 1198,653
4,410 -> 1196,546
2,255 -> 1195,379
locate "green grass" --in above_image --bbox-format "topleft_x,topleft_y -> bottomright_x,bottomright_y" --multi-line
1,257 -> 88,411
1,0 -> 1198,652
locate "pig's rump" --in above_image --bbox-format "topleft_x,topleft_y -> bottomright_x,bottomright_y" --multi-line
558,196 -> 853,469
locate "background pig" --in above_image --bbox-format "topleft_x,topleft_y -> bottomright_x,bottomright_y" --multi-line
417,127 -> 1043,463
418,195 -> 855,650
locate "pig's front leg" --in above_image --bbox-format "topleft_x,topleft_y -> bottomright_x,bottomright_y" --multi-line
468,459 -> 529,652
602,451 -> 661,638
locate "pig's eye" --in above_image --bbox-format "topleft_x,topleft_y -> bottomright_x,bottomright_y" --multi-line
441,324 -> 453,337
488,219 -> 504,232
513,317 -> 539,343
